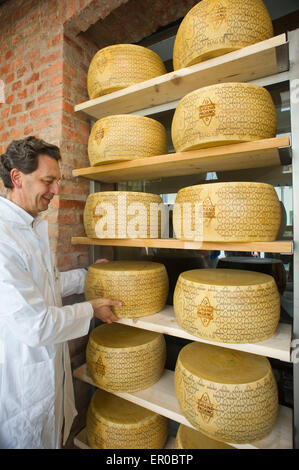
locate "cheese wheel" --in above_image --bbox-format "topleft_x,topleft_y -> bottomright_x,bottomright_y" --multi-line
87,389 -> 168,449
87,44 -> 166,99
171,83 -> 277,152
173,0 -> 273,70
83,191 -> 164,239
173,268 -> 280,343
174,424 -> 233,449
174,342 -> 278,443
88,115 -> 168,166
172,182 -> 281,242
84,261 -> 169,318
86,323 -> 166,392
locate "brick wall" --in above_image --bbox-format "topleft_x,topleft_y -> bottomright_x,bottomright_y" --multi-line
0,0 -> 199,448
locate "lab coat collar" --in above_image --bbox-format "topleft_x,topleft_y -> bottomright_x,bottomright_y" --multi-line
0,196 -> 43,228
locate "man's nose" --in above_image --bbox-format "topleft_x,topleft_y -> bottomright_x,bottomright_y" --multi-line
50,181 -> 59,195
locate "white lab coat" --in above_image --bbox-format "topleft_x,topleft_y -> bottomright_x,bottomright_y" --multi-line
0,196 -> 94,449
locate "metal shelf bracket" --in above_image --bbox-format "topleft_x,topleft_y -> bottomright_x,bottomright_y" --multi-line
291,339 -> 299,364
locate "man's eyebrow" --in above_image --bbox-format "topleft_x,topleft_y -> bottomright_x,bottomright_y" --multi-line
41,175 -> 61,179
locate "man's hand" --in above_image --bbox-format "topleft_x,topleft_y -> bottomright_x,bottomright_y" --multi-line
95,258 -> 109,264
89,298 -> 122,324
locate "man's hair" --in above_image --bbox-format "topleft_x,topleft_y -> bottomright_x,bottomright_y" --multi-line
0,136 -> 61,189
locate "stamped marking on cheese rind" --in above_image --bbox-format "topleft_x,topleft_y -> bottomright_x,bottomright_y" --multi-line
197,392 -> 216,424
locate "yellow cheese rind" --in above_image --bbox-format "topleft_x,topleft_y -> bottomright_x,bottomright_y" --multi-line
83,191 -> 164,239
171,83 -> 277,152
87,389 -> 168,449
88,115 -> 168,166
174,268 -> 280,343
87,44 -> 166,99
174,424 -> 233,449
172,182 -> 281,242
84,261 -> 169,318
86,323 -> 166,392
173,0 -> 273,70
174,342 -> 278,444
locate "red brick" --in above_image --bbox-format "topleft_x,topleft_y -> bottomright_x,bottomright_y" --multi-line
6,95 -> 14,105
26,100 -> 35,110
12,80 -> 22,91
25,72 -> 39,86
19,114 -> 28,124
38,88 -> 63,105
17,66 -> 27,78
18,89 -> 27,99
11,128 -> 21,139
64,63 -> 77,78
12,104 -> 22,114
41,61 -> 64,79
8,117 -> 16,126
11,57 -> 22,71
35,117 -> 54,131
5,73 -> 14,84
1,64 -> 10,75
30,106 -> 49,119
0,132 -> 9,142
49,101 -> 62,113
50,73 -> 64,87
24,125 -> 34,135
5,50 -> 13,60
63,101 -> 74,114
55,199 -> 85,210
1,108 -> 9,119
52,32 -> 64,47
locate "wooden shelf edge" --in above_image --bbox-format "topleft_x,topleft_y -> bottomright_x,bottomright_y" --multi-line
73,365 -> 293,450
74,34 -> 287,119
74,428 -> 175,450
71,237 -> 293,254
117,307 -> 292,363
72,137 -> 290,183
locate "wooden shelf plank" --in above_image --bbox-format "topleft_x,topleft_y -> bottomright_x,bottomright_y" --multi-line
72,137 -> 289,183
71,237 -> 293,254
73,365 -> 293,450
117,306 -> 292,362
75,34 -> 287,120
74,428 -> 175,450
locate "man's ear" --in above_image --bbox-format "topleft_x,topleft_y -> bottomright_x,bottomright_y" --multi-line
10,168 -> 23,189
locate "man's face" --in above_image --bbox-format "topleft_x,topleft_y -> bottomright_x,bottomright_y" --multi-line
20,154 -> 61,217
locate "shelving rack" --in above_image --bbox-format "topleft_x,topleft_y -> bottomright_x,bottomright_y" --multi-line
72,30 -> 299,449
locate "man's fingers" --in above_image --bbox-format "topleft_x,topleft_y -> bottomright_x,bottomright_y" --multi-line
101,298 -> 122,307
95,258 -> 109,264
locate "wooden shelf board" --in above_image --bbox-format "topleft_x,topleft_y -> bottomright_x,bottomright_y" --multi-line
74,428 -> 175,450
72,137 -> 289,183
117,306 -> 292,362
73,365 -> 293,450
75,34 -> 287,120
71,237 -> 293,254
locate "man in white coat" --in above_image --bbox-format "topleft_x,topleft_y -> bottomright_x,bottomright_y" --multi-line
0,136 -> 121,449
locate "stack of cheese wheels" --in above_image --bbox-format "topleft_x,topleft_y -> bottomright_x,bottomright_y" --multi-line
173,0 -> 273,70
172,182 -> 281,242
84,261 -> 168,318
83,191 -> 163,239
171,83 -> 277,152
86,323 -> 166,392
87,44 -> 166,99
87,389 -> 168,449
173,268 -> 280,343
174,424 -> 233,449
88,115 -> 168,166
174,342 -> 278,444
